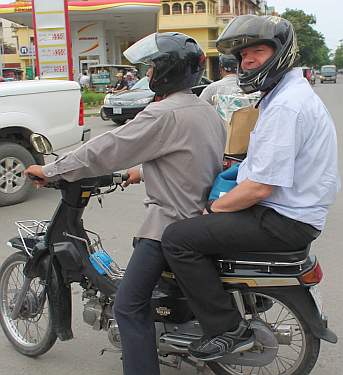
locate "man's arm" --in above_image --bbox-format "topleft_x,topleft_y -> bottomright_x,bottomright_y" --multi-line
210,179 -> 273,213
31,106 -> 170,183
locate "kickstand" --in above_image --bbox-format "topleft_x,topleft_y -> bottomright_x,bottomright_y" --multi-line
99,347 -> 122,356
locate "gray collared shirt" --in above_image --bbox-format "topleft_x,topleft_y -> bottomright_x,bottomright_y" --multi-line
237,68 -> 340,230
43,91 -> 226,240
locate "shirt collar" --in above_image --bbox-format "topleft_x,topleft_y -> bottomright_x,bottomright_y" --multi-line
260,68 -> 303,110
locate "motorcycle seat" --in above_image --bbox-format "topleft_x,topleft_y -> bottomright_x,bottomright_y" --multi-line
220,244 -> 311,264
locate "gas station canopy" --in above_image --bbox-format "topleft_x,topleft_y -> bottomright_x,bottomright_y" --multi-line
0,1 -> 161,43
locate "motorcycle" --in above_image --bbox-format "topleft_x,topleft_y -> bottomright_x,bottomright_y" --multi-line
310,75 -> 316,86
0,134 -> 337,375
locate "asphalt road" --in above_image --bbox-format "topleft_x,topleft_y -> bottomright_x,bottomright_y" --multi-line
0,76 -> 342,375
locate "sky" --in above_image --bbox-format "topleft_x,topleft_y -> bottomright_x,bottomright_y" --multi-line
0,0 -> 341,51
269,0 -> 342,51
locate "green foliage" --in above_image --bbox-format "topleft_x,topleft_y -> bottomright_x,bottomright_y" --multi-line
333,44 -> 343,69
281,9 -> 330,67
82,90 -> 106,108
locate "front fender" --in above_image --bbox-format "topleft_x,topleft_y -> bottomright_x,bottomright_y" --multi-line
38,254 -> 73,342
8,237 -> 73,342
7,235 -> 41,254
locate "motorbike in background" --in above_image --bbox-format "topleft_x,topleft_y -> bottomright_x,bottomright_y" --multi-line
0,134 -> 337,375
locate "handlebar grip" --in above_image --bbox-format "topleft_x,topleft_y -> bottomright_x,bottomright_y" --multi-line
28,173 -> 45,182
112,172 -> 128,184
121,172 -> 129,181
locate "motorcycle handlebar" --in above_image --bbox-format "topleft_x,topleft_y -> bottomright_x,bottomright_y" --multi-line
32,172 -> 129,190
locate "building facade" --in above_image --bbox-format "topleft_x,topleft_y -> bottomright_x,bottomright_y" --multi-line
159,0 -> 265,79
0,0 -> 273,80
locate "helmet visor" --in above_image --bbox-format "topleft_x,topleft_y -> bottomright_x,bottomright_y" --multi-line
217,36 -> 267,55
123,33 -> 159,64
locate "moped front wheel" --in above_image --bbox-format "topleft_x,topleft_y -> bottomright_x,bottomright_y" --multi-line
207,292 -> 320,375
0,252 -> 57,357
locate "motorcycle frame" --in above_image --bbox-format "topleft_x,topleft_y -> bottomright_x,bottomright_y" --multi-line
7,176 -> 337,345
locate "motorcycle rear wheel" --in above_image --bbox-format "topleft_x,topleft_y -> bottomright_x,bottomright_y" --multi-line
207,292 -> 320,375
0,252 -> 57,357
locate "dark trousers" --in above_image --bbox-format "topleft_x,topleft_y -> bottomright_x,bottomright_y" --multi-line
161,205 -> 320,337
113,238 -> 167,375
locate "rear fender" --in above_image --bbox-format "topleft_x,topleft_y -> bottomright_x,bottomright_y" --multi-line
256,286 -> 337,344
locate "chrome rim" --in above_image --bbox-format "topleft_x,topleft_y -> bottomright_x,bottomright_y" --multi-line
0,157 -> 27,194
0,259 -> 51,347
216,293 -> 307,375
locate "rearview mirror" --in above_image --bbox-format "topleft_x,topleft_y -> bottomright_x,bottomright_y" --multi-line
30,133 -> 53,155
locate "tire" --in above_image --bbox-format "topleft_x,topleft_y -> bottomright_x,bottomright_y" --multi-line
0,142 -> 36,206
207,291 -> 320,375
100,107 -> 109,121
0,252 -> 57,357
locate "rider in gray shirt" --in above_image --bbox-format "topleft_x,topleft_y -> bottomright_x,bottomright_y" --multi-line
25,32 -> 226,375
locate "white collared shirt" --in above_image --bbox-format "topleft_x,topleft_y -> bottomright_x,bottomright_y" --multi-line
237,68 -> 340,230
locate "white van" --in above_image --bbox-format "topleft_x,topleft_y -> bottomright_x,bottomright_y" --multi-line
320,65 -> 337,83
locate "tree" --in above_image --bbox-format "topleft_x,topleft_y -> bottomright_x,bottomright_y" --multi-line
281,9 -> 330,67
333,43 -> 343,69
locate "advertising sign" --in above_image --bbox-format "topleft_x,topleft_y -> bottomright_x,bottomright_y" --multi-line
77,23 -> 101,56
32,0 -> 73,80
91,72 -> 111,85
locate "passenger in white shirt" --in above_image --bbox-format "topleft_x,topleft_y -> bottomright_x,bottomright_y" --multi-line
162,15 -> 340,361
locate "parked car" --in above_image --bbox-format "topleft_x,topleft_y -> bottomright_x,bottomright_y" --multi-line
101,76 -> 212,125
0,80 -> 88,206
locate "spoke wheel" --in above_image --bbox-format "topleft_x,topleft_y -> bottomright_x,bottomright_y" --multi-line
0,252 -> 57,357
208,292 -> 320,375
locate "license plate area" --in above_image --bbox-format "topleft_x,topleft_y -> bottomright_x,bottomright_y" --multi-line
112,107 -> 122,114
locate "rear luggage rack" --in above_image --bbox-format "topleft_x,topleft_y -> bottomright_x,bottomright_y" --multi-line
217,258 -> 308,273
13,220 -> 50,257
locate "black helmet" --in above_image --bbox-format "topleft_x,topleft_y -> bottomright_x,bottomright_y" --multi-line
124,32 -> 205,96
219,54 -> 238,73
216,15 -> 298,93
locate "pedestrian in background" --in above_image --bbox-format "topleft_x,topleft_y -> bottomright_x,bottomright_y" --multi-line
79,71 -> 90,90
200,54 -> 240,105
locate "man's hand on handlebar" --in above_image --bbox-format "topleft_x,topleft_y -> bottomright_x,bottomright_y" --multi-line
24,165 -> 48,188
123,167 -> 142,187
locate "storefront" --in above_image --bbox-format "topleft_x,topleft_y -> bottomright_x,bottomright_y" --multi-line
0,0 -> 160,79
